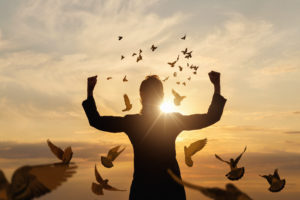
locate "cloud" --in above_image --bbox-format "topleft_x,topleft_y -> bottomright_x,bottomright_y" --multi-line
284,131 -> 300,134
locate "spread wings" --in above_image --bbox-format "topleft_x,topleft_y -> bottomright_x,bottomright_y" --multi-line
185,138 -> 207,156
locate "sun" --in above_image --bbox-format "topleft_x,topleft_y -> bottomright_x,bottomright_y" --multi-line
160,101 -> 176,113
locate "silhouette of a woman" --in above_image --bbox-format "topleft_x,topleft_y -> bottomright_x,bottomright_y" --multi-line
82,71 -> 226,200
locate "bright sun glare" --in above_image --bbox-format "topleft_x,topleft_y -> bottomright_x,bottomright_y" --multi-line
160,102 -> 176,113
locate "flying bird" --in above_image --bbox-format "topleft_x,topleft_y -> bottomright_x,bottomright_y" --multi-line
215,146 -> 247,181
0,163 -> 77,200
172,89 -> 186,106
187,76 -> 191,81
173,72 -> 177,77
181,48 -> 188,55
181,34 -> 186,40
167,169 -> 252,200
101,145 -> 126,168
151,44 -> 157,51
92,165 -> 126,196
182,82 -> 186,86
184,138 -> 207,167
139,49 -> 142,54
260,169 -> 286,192
121,55 -> 125,60
123,75 -> 128,82
193,71 -> 197,75
136,54 -> 142,62
185,51 -> 192,59
47,139 -> 73,164
118,36 -> 123,40
176,81 -> 180,85
176,55 -> 180,61
168,60 -> 176,68
122,94 -> 132,112
132,53 -> 137,56
107,77 -> 112,80
178,66 -> 183,71
162,76 -> 169,82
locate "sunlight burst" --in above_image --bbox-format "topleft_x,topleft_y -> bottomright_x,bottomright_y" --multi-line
160,102 -> 175,113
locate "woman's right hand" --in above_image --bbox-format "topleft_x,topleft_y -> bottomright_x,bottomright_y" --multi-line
87,75 -> 97,97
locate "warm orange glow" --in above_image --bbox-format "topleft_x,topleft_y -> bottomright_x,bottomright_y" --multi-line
160,101 -> 176,113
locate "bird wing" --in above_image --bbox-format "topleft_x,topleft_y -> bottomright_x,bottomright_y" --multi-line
233,146 -> 247,166
273,169 -> 280,180
10,163 -> 77,200
215,154 -> 230,165
91,182 -> 104,195
172,89 -> 180,98
107,145 -> 120,159
47,139 -> 64,160
122,94 -> 132,111
62,146 -> 73,164
94,165 -> 104,184
111,147 -> 125,161
186,139 -> 207,157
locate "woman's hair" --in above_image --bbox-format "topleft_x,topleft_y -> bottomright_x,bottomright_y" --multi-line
140,75 -> 164,114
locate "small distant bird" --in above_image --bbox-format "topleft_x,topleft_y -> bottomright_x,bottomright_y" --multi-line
101,145 -> 126,168
184,138 -> 207,167
173,72 -> 177,77
182,82 -> 186,86
151,44 -> 157,51
176,55 -> 180,61
185,51 -> 192,59
107,77 -> 112,80
121,55 -> 125,60
92,165 -> 126,196
178,66 -> 183,71
172,89 -> 186,106
0,163 -> 77,200
181,48 -> 188,55
118,36 -> 123,40
162,76 -> 169,82
123,75 -> 128,82
168,60 -> 176,68
260,169 -> 286,192
176,81 -> 180,85
136,54 -> 142,62
193,71 -> 197,75
139,49 -> 142,54
181,34 -> 186,40
187,76 -> 191,81
47,139 -> 73,164
215,146 -> 247,181
122,94 -> 132,112
132,53 -> 137,56
167,169 -> 252,200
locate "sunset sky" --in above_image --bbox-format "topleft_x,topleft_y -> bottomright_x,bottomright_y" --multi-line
0,0 -> 300,199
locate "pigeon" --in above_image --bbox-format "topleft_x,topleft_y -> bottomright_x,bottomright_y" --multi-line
136,54 -> 142,62
92,165 -> 126,196
162,76 -> 169,82
47,140 -> 73,164
132,53 -> 137,56
118,36 -> 123,40
122,94 -> 132,112
181,34 -> 186,40
173,72 -> 177,77
176,81 -> 180,85
215,146 -> 247,181
172,89 -> 186,106
184,138 -> 207,167
187,76 -> 191,81
151,45 -> 157,51
182,82 -> 186,86
185,52 -> 192,59
0,163 -> 77,200
193,71 -> 197,75
107,77 -> 112,80
168,61 -> 176,68
181,48 -> 188,55
121,55 -> 125,60
123,75 -> 128,82
101,145 -> 126,168
260,169 -> 286,192
139,49 -> 142,54
167,169 -> 252,200
179,66 -> 183,71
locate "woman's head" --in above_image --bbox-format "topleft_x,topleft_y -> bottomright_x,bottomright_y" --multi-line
140,75 -> 164,113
